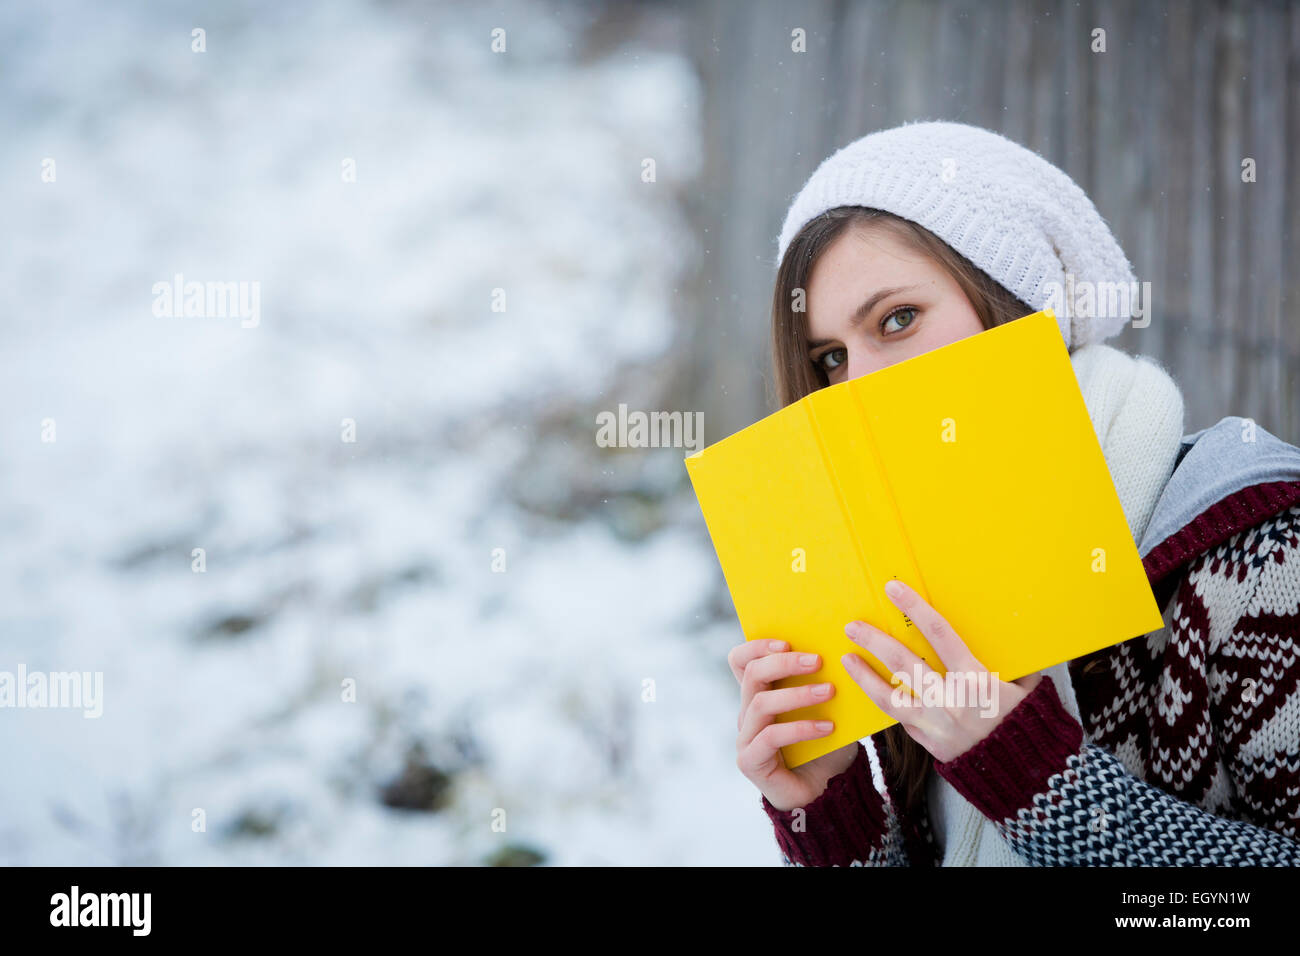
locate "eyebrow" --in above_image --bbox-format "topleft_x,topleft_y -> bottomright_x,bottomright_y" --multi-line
806,284 -> 921,348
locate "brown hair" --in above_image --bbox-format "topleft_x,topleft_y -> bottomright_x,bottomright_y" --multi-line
769,206 -> 1076,820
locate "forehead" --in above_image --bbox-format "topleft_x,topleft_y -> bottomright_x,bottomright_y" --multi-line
805,226 -> 935,334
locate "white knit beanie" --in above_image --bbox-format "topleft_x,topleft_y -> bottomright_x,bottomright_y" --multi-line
776,120 -> 1141,351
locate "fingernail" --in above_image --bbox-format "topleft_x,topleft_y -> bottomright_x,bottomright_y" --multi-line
799,654 -> 818,667
768,640 -> 787,652
885,580 -> 904,599
815,720 -> 833,731
811,683 -> 832,697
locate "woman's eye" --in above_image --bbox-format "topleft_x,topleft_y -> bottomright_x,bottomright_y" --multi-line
882,307 -> 918,334
817,348 -> 846,372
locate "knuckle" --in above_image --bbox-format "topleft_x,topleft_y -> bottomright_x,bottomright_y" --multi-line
742,659 -> 769,690
764,724 -> 789,749
775,652 -> 801,675
737,742 -> 761,772
759,691 -> 790,712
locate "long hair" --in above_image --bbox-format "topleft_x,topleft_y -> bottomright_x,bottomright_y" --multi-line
769,205 -> 1076,820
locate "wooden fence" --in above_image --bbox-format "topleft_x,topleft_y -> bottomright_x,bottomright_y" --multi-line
676,0 -> 1300,444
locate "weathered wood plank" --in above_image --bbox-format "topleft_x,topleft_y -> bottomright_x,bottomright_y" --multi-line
680,0 -> 1297,442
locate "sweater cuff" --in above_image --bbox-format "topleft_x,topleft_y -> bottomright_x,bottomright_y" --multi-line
760,742 -> 890,866
932,674 -> 1084,824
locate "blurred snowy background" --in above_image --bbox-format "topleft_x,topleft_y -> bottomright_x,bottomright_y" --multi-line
0,0 -> 774,865
7,0 -> 1289,868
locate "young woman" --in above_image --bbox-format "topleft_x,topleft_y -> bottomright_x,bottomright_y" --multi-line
730,121 -> 1300,866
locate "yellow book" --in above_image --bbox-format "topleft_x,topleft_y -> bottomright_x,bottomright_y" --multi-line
684,309 -> 1165,767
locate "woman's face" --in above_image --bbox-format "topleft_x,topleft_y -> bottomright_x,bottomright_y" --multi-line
804,223 -> 985,384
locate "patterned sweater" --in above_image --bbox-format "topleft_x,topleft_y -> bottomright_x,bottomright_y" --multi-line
761,481 -> 1300,866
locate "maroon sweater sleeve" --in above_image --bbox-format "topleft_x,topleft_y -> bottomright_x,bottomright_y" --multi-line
931,674 -> 1084,822
929,648 -> 1300,865
754,678 -> 1089,866
759,741 -> 937,866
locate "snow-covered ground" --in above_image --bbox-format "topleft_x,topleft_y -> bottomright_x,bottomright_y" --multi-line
0,0 -> 781,865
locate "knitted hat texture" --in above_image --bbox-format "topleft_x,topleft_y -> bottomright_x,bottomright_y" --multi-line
775,120 -> 1140,350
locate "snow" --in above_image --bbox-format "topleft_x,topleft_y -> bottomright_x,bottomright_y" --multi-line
0,0 -> 780,864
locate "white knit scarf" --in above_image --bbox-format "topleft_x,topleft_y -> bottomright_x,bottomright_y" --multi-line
924,342 -> 1186,866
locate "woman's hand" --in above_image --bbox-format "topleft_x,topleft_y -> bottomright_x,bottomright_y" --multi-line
841,579 -> 1043,765
730,639 -> 860,812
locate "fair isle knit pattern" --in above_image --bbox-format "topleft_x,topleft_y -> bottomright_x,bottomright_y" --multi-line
1069,496 -> 1300,844
761,488 -> 1300,867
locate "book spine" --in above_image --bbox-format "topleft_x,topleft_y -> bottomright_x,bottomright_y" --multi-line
806,389 -> 942,674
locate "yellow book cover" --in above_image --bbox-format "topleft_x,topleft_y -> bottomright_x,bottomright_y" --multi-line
684,309 -> 1166,767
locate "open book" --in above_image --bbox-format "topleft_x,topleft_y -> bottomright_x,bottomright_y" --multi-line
684,309 -> 1165,767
